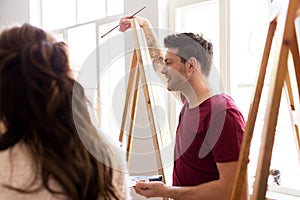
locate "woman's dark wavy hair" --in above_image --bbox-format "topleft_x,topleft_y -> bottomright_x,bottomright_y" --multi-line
164,32 -> 213,77
0,23 -> 122,200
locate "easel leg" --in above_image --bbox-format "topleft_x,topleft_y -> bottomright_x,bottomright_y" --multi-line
120,19 -> 168,200
290,28 -> 300,166
285,69 -> 300,165
119,51 -> 138,151
285,20 -> 300,162
230,19 -> 277,200
137,59 -> 166,183
289,17 -> 300,97
126,67 -> 140,162
289,14 -> 300,158
130,19 -> 166,186
252,44 -> 287,200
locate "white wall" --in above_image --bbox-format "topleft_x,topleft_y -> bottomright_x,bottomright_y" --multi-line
0,0 -> 30,31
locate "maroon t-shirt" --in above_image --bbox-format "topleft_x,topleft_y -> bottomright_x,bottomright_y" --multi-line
173,93 -> 245,186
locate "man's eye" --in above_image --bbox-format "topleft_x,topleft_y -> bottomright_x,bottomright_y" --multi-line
165,62 -> 172,66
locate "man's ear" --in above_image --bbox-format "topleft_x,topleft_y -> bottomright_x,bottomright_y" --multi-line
188,57 -> 198,67
185,57 -> 198,75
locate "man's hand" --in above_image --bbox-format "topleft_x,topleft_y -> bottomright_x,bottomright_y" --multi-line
134,181 -> 167,198
119,16 -> 151,32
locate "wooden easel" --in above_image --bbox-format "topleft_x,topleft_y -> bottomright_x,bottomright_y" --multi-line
118,19 -> 167,191
231,0 -> 300,199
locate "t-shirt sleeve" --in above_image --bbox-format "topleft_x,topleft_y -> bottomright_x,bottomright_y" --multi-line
211,108 -> 245,163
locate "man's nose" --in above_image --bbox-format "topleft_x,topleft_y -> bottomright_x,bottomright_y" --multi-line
161,65 -> 168,74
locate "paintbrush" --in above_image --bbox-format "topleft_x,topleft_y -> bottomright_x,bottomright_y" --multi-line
101,6 -> 146,38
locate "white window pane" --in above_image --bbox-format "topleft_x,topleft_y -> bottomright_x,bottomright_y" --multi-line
30,0 -> 41,27
296,16 -> 300,51
67,23 -> 96,81
42,0 -> 76,30
98,23 -> 125,142
107,0 -> 124,16
77,0 -> 106,23
52,33 -> 65,42
99,21 -> 120,40
230,0 -> 269,96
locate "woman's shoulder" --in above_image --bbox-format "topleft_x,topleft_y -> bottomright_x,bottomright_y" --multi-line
0,143 -> 67,200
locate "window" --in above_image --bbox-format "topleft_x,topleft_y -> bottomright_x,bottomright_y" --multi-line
30,0 -> 125,143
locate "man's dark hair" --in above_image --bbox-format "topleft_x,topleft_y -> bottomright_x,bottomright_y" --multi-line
164,32 -> 213,77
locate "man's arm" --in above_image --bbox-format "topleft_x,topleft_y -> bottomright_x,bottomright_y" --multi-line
135,161 -> 249,200
119,16 -> 182,101
119,16 -> 164,72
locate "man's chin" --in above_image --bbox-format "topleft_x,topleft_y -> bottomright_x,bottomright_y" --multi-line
166,85 -> 173,91
167,85 -> 177,92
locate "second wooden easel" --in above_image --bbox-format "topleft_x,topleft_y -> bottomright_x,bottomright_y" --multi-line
118,19 -> 167,196
231,0 -> 300,199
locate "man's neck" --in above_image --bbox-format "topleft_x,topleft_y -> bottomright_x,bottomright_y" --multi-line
181,77 -> 211,109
